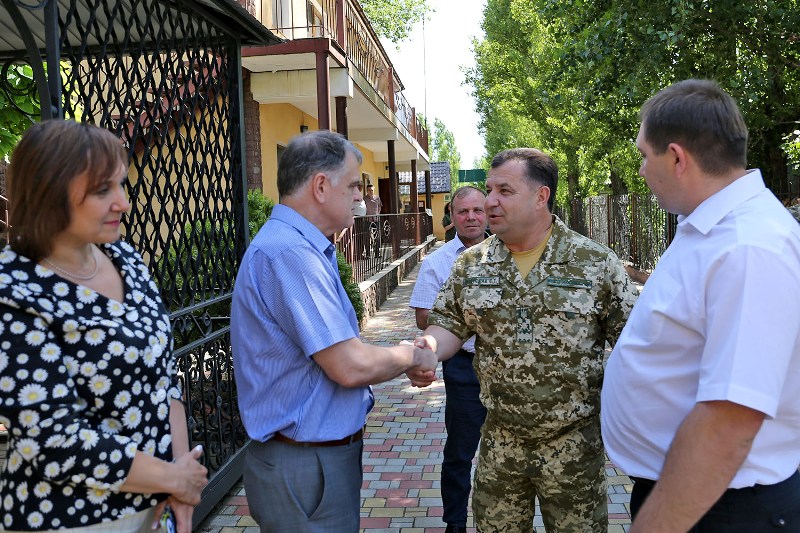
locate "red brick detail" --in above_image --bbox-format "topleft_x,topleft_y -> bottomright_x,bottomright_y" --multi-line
225,496 -> 249,506
0,160 -> 7,196
242,69 -> 263,192
359,517 -> 391,528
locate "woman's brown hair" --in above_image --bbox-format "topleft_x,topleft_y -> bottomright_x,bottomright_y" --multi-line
7,120 -> 127,261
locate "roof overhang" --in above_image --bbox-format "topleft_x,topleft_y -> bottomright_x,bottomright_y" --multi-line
0,0 -> 281,59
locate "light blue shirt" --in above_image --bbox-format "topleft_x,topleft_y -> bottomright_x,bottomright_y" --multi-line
231,204 -> 372,442
409,235 -> 477,353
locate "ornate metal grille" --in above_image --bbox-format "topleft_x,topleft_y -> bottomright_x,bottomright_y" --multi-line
560,193 -> 674,272
1,0 -> 279,521
337,213 -> 433,283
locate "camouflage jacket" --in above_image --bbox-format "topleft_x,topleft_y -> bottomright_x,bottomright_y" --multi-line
429,216 -> 638,442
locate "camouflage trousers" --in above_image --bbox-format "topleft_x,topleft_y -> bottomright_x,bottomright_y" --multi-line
472,417 -> 607,532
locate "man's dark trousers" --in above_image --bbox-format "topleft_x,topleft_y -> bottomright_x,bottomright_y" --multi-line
630,470 -> 800,532
441,349 -> 487,527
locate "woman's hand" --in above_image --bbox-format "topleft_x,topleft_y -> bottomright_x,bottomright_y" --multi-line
152,496 -> 194,533
170,446 -> 208,505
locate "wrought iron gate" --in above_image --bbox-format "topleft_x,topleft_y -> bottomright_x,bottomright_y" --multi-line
0,0 -> 279,523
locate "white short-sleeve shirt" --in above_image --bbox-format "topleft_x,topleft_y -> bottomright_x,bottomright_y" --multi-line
601,169 -> 800,488
409,235 -> 477,352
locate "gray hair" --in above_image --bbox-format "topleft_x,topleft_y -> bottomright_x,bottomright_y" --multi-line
278,130 -> 363,197
451,186 -> 486,210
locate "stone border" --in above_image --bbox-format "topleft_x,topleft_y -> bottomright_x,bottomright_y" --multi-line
358,235 -> 437,325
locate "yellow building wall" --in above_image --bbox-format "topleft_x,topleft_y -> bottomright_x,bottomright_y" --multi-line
258,103 -> 387,201
431,193 -> 449,241
259,103 -> 318,202
352,145 -> 385,190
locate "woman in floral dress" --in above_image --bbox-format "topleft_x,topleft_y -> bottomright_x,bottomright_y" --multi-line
0,121 -> 207,532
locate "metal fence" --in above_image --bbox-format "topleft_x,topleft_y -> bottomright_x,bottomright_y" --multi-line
337,213 -> 433,283
558,193 -> 676,272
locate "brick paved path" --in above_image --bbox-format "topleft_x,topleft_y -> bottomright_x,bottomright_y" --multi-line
197,248 -> 633,532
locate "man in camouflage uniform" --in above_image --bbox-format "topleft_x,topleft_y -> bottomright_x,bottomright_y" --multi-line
410,148 -> 638,532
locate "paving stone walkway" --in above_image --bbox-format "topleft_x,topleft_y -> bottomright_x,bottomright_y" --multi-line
197,246 -> 633,532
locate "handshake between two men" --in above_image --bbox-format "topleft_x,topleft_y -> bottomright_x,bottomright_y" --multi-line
404,325 -> 465,388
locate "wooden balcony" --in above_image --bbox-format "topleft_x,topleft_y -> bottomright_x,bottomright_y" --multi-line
244,0 -> 428,152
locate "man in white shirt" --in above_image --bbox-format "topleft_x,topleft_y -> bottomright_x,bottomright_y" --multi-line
409,186 -> 488,533
364,183 -> 383,258
601,79 -> 800,532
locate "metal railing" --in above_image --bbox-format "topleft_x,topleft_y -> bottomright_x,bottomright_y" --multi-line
337,212 -> 433,283
556,189 -> 798,273
269,0 -> 338,40
0,0 -> 262,522
262,0 -> 429,147
339,0 -> 429,147
394,90 -> 428,152
558,193 -> 675,272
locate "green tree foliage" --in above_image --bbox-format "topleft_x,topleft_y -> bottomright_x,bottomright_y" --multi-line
430,118 -> 462,192
784,128 -> 800,170
0,64 -> 40,160
469,0 -> 800,205
360,0 -> 430,43
337,252 -> 365,323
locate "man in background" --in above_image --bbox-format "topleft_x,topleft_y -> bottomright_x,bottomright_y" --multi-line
364,182 -> 382,258
231,130 -> 437,531
409,186 -> 488,533
365,182 -> 382,215
602,79 -> 800,532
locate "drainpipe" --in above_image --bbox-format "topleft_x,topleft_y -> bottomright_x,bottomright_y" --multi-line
410,159 -> 418,212
424,170 -> 432,208
335,96 -> 348,138
315,51 -> 330,130
388,140 -> 398,213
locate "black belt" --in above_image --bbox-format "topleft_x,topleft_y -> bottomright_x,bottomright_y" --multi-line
272,429 -> 363,448
631,471 -> 800,500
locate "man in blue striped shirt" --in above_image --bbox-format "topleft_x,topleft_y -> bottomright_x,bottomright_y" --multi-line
231,130 -> 437,532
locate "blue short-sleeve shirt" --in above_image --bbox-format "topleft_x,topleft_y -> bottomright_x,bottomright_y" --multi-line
231,205 -> 371,442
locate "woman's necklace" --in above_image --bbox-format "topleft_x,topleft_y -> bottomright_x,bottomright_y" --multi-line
42,247 -> 100,281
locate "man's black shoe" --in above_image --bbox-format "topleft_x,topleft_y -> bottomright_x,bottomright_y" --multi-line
445,526 -> 466,533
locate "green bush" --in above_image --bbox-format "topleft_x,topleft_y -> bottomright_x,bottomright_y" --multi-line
337,251 -> 365,323
248,189 -> 274,240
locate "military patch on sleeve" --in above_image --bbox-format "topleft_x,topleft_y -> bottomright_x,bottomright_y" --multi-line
464,276 -> 501,286
546,276 -> 592,289
516,307 -> 533,343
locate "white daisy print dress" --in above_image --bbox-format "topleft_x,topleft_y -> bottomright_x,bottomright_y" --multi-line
0,240 -> 181,530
